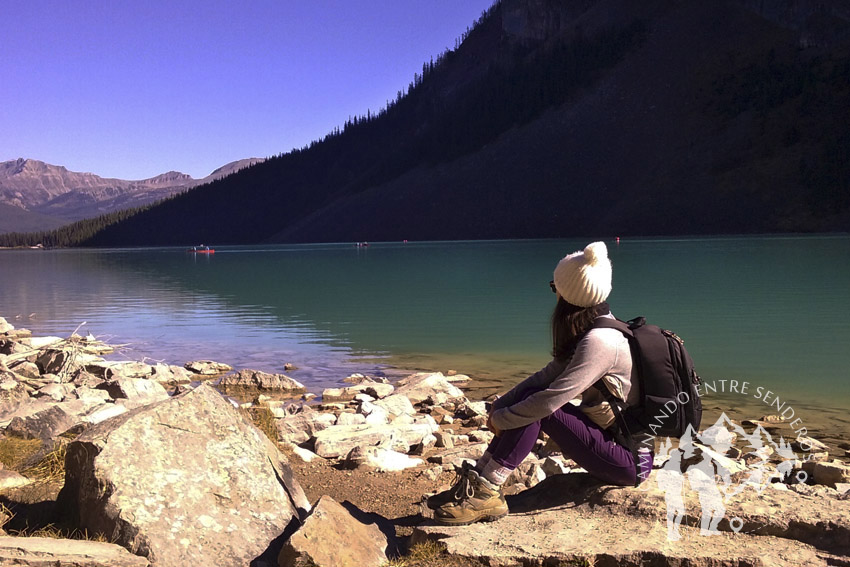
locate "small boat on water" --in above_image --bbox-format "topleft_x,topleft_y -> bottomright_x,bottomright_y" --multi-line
187,245 -> 215,254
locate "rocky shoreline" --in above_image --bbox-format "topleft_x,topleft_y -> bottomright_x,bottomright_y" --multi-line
1,316 -> 850,566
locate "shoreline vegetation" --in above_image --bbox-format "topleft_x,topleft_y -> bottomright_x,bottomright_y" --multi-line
1,316 -> 850,566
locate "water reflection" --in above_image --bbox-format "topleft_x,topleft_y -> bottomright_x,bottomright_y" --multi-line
1,237 -> 849,403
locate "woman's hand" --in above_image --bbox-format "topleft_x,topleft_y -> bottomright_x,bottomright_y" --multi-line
486,414 -> 502,437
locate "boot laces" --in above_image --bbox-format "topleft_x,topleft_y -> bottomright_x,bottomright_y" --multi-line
450,461 -> 476,501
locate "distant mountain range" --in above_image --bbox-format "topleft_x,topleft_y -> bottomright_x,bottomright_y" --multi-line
0,158 -> 264,234
3,0 -> 849,246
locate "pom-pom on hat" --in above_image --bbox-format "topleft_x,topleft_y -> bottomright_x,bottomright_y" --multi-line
553,241 -> 612,307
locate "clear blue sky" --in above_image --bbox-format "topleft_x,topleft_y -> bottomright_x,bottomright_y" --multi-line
1,1 -> 495,180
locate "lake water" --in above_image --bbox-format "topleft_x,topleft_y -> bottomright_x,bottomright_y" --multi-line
1,236 -> 849,436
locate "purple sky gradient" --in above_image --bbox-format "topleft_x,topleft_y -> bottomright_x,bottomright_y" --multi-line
1,1 -> 495,180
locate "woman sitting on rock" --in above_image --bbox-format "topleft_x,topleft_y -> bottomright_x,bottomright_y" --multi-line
429,241 -> 652,525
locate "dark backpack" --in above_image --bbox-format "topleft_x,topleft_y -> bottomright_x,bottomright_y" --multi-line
593,316 -> 703,439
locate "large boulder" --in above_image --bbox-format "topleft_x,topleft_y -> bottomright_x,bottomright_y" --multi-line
278,496 -> 395,567
415,470 -> 850,565
57,384 -> 309,567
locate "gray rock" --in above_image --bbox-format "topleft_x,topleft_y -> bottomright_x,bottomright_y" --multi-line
336,412 -> 367,426
413,433 -> 438,454
455,400 -> 488,418
150,363 -> 193,384
792,435 -> 830,453
444,371 -> 472,383
312,422 -> 437,458
5,404 -> 77,441
0,339 -> 29,356
72,370 -> 105,389
434,430 -> 454,449
506,461 -> 546,490
219,369 -> 305,391
279,496 -> 394,567
34,382 -> 70,402
468,430 -> 495,444
83,403 -> 128,425
84,361 -> 154,381
812,461 -> 850,487
426,443 -> 489,468
358,400 -> 390,425
393,372 -> 465,405
35,348 -> 71,375
0,371 -> 28,408
464,415 -> 488,428
541,455 -> 571,476
96,377 -> 169,404
183,360 -> 232,375
56,384 -> 308,567
10,361 -> 40,380
322,382 -> 394,402
275,411 -> 337,445
342,373 -> 385,384
73,386 -> 113,404
0,535 -> 150,567
0,395 -> 52,430
344,445 -> 424,472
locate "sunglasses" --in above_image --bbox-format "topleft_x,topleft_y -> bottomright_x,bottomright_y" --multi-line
549,280 -> 557,293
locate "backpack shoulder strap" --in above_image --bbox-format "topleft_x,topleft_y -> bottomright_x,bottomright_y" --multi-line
592,316 -> 634,338
591,315 -> 643,486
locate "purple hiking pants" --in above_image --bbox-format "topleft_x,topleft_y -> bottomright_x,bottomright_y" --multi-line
488,388 -> 649,486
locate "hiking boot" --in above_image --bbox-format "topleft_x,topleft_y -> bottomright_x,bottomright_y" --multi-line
426,461 -> 474,510
433,469 -> 508,526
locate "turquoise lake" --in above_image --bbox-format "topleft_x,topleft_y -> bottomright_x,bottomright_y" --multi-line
1,236 -> 849,418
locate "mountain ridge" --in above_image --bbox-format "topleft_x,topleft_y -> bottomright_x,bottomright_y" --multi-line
0,157 -> 264,233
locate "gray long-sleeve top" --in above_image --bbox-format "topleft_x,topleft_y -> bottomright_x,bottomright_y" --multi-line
489,314 -> 635,431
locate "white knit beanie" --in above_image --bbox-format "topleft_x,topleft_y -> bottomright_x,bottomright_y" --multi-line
552,241 -> 612,307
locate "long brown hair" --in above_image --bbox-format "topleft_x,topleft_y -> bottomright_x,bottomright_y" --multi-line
551,298 -> 610,361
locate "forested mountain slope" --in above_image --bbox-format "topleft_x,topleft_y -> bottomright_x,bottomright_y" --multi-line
7,0 -> 849,247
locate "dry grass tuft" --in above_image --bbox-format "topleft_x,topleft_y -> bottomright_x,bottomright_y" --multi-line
0,437 -> 43,470
384,540 -> 487,567
8,521 -> 110,542
22,443 -> 67,485
241,406 -> 278,445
